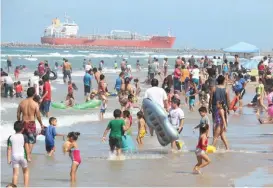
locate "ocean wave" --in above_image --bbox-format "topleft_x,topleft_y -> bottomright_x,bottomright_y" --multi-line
87,53 -> 118,58
131,51 -> 154,54
63,50 -> 69,53
24,57 -> 38,61
1,53 -> 87,58
1,59 -> 7,62
15,49 -> 37,53
78,50 -> 90,53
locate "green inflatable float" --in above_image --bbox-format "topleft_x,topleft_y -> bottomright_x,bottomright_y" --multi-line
51,102 -> 67,109
73,100 -> 101,110
51,100 -> 101,110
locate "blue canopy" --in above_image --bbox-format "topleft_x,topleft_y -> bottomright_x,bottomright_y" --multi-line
223,42 -> 259,53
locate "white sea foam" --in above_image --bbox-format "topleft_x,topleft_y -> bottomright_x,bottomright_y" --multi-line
1,53 -> 86,58
87,53 -> 118,58
78,50 -> 90,53
63,50 -> 69,53
1,59 -> 7,62
24,57 -> 38,61
15,49 -> 37,53
131,51 -> 154,54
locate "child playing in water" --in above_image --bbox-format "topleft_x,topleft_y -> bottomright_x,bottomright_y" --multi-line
102,109 -> 128,158
14,66 -> 20,81
100,99 -> 107,120
7,121 -> 31,187
136,111 -> 147,145
133,78 -> 141,100
193,107 -> 210,135
165,87 -> 173,111
123,110 -> 132,135
212,101 -> 229,150
65,93 -> 75,107
44,117 -> 65,156
90,91 -> 96,100
229,91 -> 240,112
15,81 -> 23,98
198,84 -> 209,109
189,81 -> 197,112
168,98 -> 185,151
258,86 -> 273,124
193,124 -> 211,174
125,94 -> 140,113
63,132 -> 81,184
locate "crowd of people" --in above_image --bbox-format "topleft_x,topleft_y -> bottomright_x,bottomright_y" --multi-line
1,54 -> 273,187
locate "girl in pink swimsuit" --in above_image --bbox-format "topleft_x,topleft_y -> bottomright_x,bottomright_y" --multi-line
66,132 -> 81,184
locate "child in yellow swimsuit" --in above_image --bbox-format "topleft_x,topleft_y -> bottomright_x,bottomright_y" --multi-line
136,111 -> 147,145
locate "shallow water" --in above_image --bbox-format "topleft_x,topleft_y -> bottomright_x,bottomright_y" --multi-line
1,52 -> 273,187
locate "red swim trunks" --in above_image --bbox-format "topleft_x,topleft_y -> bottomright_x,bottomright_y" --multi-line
23,121 -> 37,144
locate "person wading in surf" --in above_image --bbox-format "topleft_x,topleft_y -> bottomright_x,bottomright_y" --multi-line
17,87 -> 44,155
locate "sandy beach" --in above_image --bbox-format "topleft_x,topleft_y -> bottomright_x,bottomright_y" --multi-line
1,62 -> 273,187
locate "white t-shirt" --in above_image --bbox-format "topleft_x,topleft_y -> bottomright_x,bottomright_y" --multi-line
212,59 -> 218,66
8,134 -> 27,158
127,64 -> 132,70
191,68 -> 200,79
4,76 -> 13,85
29,76 -> 39,95
144,87 -> 167,108
169,108 -> 185,128
85,64 -> 92,71
263,59 -> 269,66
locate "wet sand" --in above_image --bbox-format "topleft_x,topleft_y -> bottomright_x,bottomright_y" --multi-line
1,69 -> 273,187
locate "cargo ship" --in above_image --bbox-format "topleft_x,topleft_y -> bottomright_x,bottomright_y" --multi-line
41,15 -> 176,48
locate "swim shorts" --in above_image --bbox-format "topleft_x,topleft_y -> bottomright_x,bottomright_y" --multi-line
100,109 -> 106,113
189,99 -> 195,106
84,85 -> 91,95
46,145 -> 55,153
41,100 -> 51,113
195,148 -> 205,156
11,156 -> 28,168
192,78 -> 199,86
23,121 -> 37,144
138,129 -> 146,138
109,137 -> 122,150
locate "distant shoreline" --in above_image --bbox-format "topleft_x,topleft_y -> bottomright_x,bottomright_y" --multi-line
1,42 -> 272,56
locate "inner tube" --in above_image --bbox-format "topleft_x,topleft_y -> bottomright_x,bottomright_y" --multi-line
73,100 -> 101,110
52,102 -> 67,109
142,98 -> 179,146
49,71 -> 57,80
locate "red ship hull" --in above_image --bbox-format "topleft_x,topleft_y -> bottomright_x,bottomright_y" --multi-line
41,36 -> 176,48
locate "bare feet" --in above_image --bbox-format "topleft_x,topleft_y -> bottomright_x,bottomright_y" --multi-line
193,167 -> 201,174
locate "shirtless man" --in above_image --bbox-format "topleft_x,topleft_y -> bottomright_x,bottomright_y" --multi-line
63,58 -> 72,83
17,87 -> 44,154
93,67 -> 101,84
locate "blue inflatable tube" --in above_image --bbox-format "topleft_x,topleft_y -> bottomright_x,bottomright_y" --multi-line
142,98 -> 179,146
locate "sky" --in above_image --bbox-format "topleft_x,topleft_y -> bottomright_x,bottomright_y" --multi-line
1,0 -> 273,50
